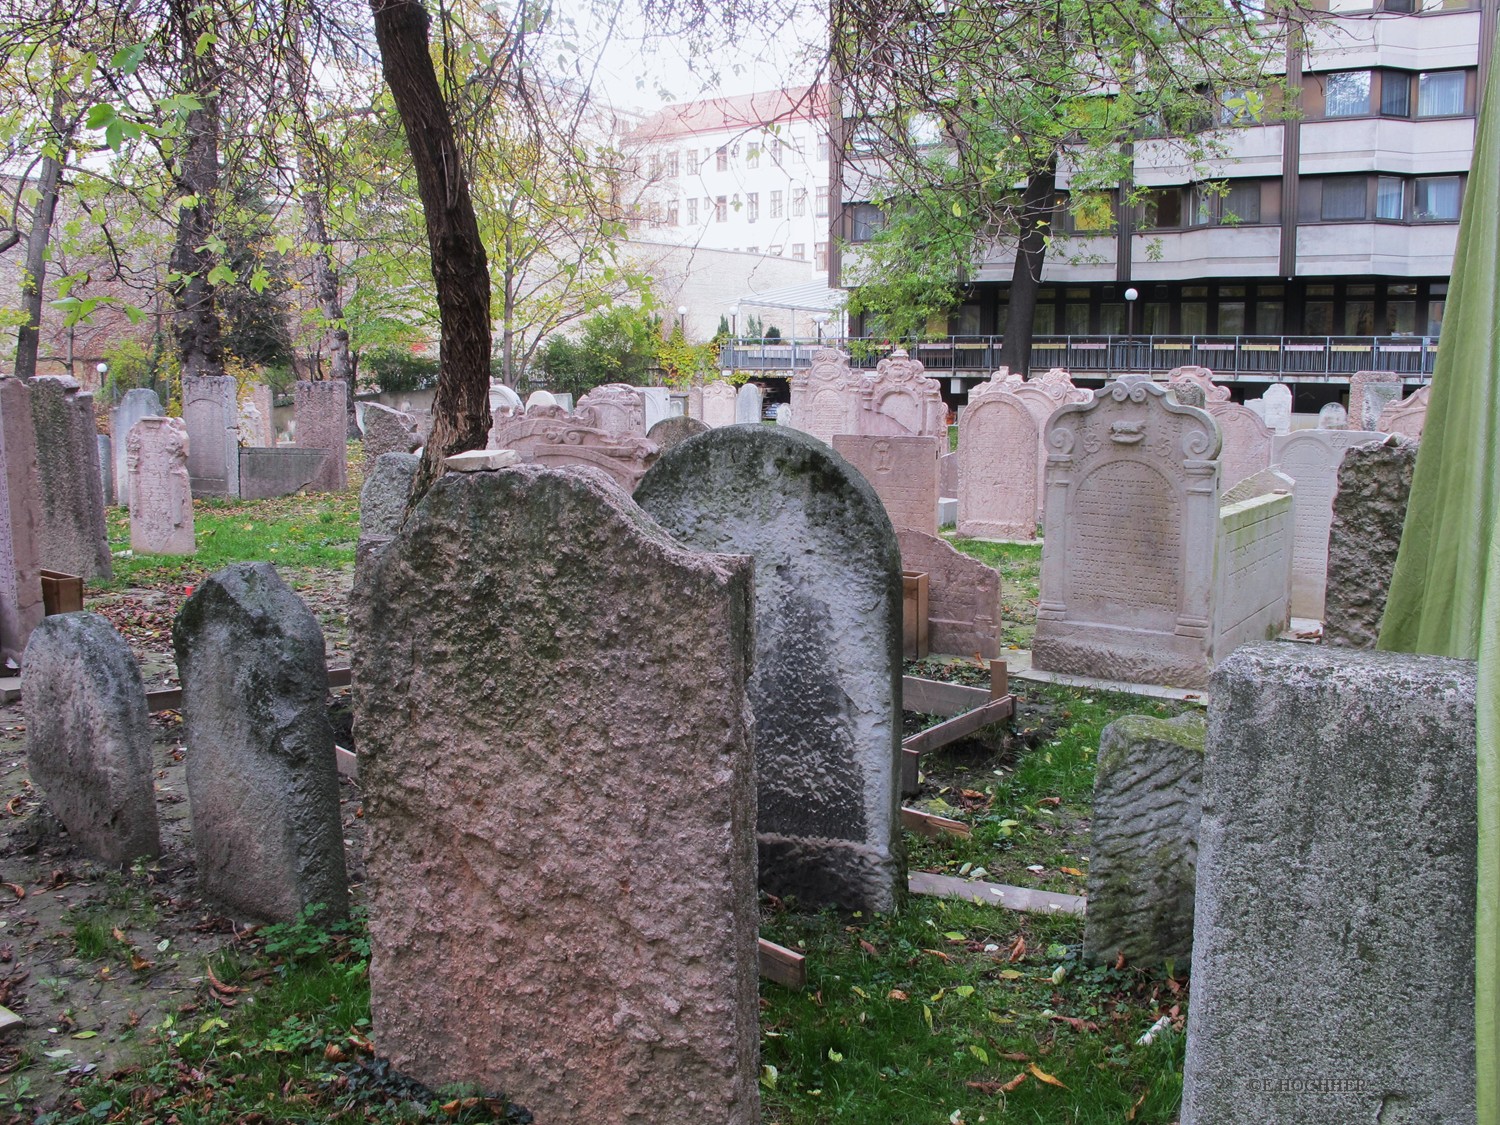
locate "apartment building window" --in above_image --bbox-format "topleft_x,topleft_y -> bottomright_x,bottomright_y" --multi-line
770,190 -> 784,218
1418,70 -> 1467,116
747,192 -> 760,222
814,242 -> 828,269
715,195 -> 727,222
792,242 -> 805,259
1302,173 -> 1464,222
703,196 -> 713,218
747,143 -> 761,168
1415,175 -> 1462,220
1139,186 -> 1184,229
769,244 -> 783,256
792,187 -> 807,216
850,203 -> 885,241
1324,70 -> 1371,116
667,152 -> 680,177
1187,180 -> 1269,226
716,146 -> 728,171
817,136 -> 830,159
746,246 -> 759,253
650,153 -> 662,178
1057,191 -> 1116,233
815,186 -> 829,217
1376,176 -> 1405,219
1312,68 -> 1474,119
686,148 -> 697,170
687,198 -> 698,224
1321,177 -> 1368,220
667,199 -> 679,226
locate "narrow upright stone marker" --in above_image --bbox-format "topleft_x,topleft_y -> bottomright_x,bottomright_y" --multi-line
28,375 -> 111,580
1323,434 -> 1417,647
110,387 -> 164,506
127,417 -> 195,555
356,453 -> 419,573
21,612 -> 160,866
637,426 -> 905,913
181,373 -> 240,497
353,465 -> 760,1124
173,563 -> 347,922
293,380 -> 348,492
0,377 -> 43,665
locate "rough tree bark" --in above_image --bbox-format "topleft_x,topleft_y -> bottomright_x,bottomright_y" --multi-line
370,0 -> 492,499
997,156 -> 1058,379
13,103 -> 65,382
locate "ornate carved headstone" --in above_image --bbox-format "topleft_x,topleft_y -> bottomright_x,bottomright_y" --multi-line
491,413 -> 659,493
28,376 -> 111,580
789,350 -> 863,443
22,612 -> 160,865
957,376 -> 1040,540
1376,384 -> 1430,440
1033,376 -> 1222,689
294,380 -> 348,492
1008,370 -> 1091,522
361,403 -> 421,471
110,387 -> 164,506
895,528 -> 1001,659
127,417 -> 194,555
700,380 -> 738,428
636,426 -> 904,913
735,382 -> 763,425
833,434 -> 941,534
1205,401 -> 1274,492
860,349 -> 947,437
353,464 -> 760,1123
181,373 -> 240,497
0,377 -> 43,665
576,382 -> 646,438
1347,370 -> 1406,432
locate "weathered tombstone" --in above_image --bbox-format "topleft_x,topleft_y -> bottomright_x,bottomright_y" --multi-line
1317,401 -> 1348,429
1166,366 -> 1231,406
641,386 -> 672,430
647,415 -> 709,450
21,612 -> 160,865
524,389 -> 557,412
1183,644 -> 1476,1125
491,412 -> 659,493
127,417 -> 195,555
353,463 -> 760,1123
0,377 -> 43,664
686,384 -> 704,422
356,452 -> 419,573
1083,712 -> 1205,967
1323,435 -> 1417,648
1008,369 -> 1092,522
551,392 -> 574,412
735,381 -> 763,425
1205,400 -> 1274,493
111,387 -> 163,506
773,402 -> 792,426
1032,376 -> 1222,689
1347,369 -> 1406,432
181,373 -> 240,497
172,562 -> 348,922
1376,383 -> 1430,440
576,382 -> 646,438
833,434 -> 941,534
238,448 -> 331,499
96,434 -> 113,510
360,402 -> 421,471
956,375 -> 1040,540
636,426 -> 905,913
488,382 -> 523,419
245,382 -> 277,446
788,349 -> 863,442
859,349 -> 947,437
938,450 -> 958,497
701,380 -> 738,427
293,380 -> 348,492
1272,427 -> 1384,620
28,376 -> 111,581
1261,383 -> 1293,435
895,528 -> 1001,659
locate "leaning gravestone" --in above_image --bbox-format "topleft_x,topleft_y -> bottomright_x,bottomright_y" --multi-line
1182,643 -> 1476,1125
181,373 -> 240,497
111,387 -> 163,506
21,612 -> 160,866
832,434 -> 941,534
294,380 -> 348,492
895,528 -> 1001,659
356,453 -> 419,573
360,402 -> 421,471
647,415 -> 710,451
173,563 -> 348,922
0,377 -> 44,665
957,375 -> 1040,540
637,427 -> 905,913
1347,370 -> 1406,432
1322,435 -> 1417,648
1084,712 -> 1205,967
701,380 -> 738,427
127,417 -> 195,555
353,463 -> 760,1124
735,382 -> 763,425
28,376 -> 111,581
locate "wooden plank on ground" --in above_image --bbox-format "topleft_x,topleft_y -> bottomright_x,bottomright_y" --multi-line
901,807 -> 972,839
989,660 -> 1008,700
902,675 -> 991,717
758,938 -> 806,989
146,666 -> 351,713
909,871 -> 1085,916
901,747 -> 920,797
0,1003 -> 21,1032
902,696 -> 1015,756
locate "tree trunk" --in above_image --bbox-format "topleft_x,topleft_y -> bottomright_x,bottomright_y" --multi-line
997,156 -> 1058,378
303,188 -> 358,435
14,149 -> 63,382
167,0 -> 226,381
370,0 -> 492,499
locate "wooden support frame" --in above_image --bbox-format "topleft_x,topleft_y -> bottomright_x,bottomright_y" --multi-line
902,571 -> 930,659
900,807 -> 972,839
901,661 -> 1014,796
758,937 -> 806,989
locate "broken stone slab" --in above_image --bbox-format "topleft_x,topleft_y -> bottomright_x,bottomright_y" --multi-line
1323,434 -> 1417,649
443,448 -> 521,472
357,452 -> 420,574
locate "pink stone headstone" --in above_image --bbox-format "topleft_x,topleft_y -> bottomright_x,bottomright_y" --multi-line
249,383 -> 276,445
832,434 -> 941,534
1348,371 -> 1406,432
1009,370 -> 1092,522
294,380 -> 349,492
896,528 -> 1002,658
491,413 -> 660,494
1166,366 -> 1232,404
127,417 -> 194,555
1376,384 -> 1429,440
957,376 -> 1041,540
0,377 -> 44,665
788,349 -> 864,443
576,383 -> 647,438
859,349 -> 947,437
700,381 -> 738,428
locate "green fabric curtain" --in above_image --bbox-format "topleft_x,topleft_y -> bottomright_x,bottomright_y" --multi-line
1378,36 -> 1500,1125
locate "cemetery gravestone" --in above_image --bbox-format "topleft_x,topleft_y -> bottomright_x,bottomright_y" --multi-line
127,417 -> 195,555
21,612 -> 160,865
636,427 -> 905,913
360,403 -> 421,470
1006,368 -> 1091,522
576,383 -> 646,438
491,413 -> 659,493
895,528 -> 1001,658
1376,384 -> 1430,440
525,389 -> 557,412
1205,400 -> 1274,492
1317,402 -> 1348,429
97,435 -> 112,511
353,464 -> 760,1124
1323,435 -> 1417,648
641,386 -> 672,430
957,376 -> 1040,540
735,382 -> 763,425
356,453 -> 419,573
860,349 -> 947,437
245,382 -> 277,445
111,387 -> 164,506
686,385 -> 703,422
1347,370 -> 1406,432
832,434 -> 941,534
938,451 -> 958,498
0,377 -> 43,665
701,380 -> 738,427
647,415 -> 710,450
788,349 -> 863,443
173,562 -> 348,922
1183,644 -> 1476,1125
181,373 -> 241,496
488,383 -> 523,419
774,402 -> 792,426
28,376 -> 111,581
294,380 -> 349,492
1261,383 -> 1293,435
1032,376 -> 1222,689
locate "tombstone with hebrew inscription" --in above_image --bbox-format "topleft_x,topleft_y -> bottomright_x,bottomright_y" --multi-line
1168,368 -> 1273,492
1376,384 -> 1429,441
1348,370 -> 1406,432
859,349 -> 947,438
956,376 -> 1040,540
788,350 -> 864,444
1032,376 -> 1223,689
832,434 -> 941,535
1008,369 -> 1092,523
700,381 -> 738,428
576,383 -> 646,438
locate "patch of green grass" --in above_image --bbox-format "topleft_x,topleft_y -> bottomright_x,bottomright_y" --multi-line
68,911 -> 119,961
946,538 -> 1041,648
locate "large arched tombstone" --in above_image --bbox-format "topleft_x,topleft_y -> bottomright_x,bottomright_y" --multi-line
957,375 -> 1041,540
1167,367 -> 1273,491
635,426 -> 905,913
860,349 -> 947,437
788,349 -> 864,443
1033,376 -> 1223,689
1008,370 -> 1092,523
576,382 -> 646,438
353,463 -> 760,1123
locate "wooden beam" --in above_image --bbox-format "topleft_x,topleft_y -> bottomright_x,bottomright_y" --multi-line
908,871 -> 1085,916
758,938 -> 806,989
902,571 -> 930,659
901,807 -> 972,839
901,746 -> 920,797
989,660 -> 1008,700
902,675 -> 991,717
146,666 -> 352,713
902,696 -> 1015,757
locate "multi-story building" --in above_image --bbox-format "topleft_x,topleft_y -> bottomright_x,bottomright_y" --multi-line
830,1 -> 1494,408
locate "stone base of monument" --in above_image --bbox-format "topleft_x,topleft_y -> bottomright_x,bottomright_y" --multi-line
238,448 -> 333,500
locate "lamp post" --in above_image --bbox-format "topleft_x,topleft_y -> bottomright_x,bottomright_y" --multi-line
676,305 -> 688,334
812,313 -> 828,342
1123,287 -> 1139,374
728,303 -> 739,340
96,361 -> 108,391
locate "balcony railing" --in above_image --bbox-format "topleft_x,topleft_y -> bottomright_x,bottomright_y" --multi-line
719,334 -> 1440,381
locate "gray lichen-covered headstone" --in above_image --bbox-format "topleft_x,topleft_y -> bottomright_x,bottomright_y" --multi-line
1182,643 -> 1476,1125
356,452 -> 419,572
647,414 -> 710,451
1083,712 -> 1205,967
181,373 -> 240,497
28,375 -> 111,580
293,380 -> 348,492
359,402 -> 420,471
636,426 -> 905,913
352,464 -> 760,1124
0,377 -> 44,665
21,612 -> 160,865
172,563 -> 347,922
1323,434 -> 1416,648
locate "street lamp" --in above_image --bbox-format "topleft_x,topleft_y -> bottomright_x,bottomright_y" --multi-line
812,313 -> 829,342
676,305 -> 688,333
1124,287 -> 1139,338
728,303 -> 739,339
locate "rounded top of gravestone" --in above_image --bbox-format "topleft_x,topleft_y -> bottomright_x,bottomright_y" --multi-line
647,415 -> 710,450
172,561 -> 325,667
32,374 -> 81,392
525,390 -> 558,410
489,383 -> 523,410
